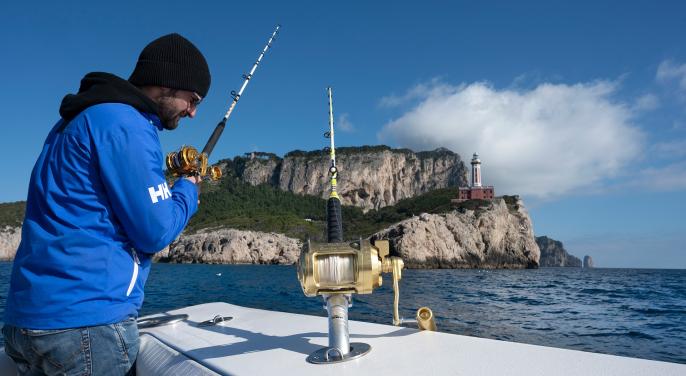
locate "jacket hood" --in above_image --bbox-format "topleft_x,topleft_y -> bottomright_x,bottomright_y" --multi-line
59,72 -> 159,121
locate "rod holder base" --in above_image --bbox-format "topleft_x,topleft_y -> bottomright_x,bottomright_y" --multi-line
306,342 -> 371,364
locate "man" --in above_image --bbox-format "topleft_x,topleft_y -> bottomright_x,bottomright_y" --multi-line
2,33 -> 210,375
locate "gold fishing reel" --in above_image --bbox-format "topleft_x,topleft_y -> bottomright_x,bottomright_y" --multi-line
298,239 -> 398,296
297,239 -> 434,329
166,146 -> 222,181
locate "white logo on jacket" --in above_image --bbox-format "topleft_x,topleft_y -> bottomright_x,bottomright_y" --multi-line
148,182 -> 172,203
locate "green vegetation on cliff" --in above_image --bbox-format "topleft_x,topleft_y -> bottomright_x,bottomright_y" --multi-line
190,169 -> 464,241
0,201 -> 25,228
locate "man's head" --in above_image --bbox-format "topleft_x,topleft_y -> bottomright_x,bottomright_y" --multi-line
129,33 -> 210,130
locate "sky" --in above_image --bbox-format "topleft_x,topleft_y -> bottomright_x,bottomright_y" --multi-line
0,1 -> 684,268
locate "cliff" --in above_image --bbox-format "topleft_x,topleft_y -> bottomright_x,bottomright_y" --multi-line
370,196 -> 540,269
228,146 -> 468,211
536,236 -> 582,267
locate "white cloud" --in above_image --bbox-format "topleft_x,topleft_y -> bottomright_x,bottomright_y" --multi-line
657,60 -> 686,91
378,80 -> 644,199
379,78 -> 454,108
337,113 -> 354,132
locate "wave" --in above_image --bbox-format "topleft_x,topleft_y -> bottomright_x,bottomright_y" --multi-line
578,331 -> 658,340
630,307 -> 686,315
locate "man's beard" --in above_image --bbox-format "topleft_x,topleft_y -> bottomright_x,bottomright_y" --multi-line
157,96 -> 185,130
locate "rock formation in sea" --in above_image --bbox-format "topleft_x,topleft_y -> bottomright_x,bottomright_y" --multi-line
583,255 -> 595,268
155,228 -> 301,264
226,146 -> 468,212
0,226 -> 21,261
369,196 -> 540,269
536,236 -> 582,267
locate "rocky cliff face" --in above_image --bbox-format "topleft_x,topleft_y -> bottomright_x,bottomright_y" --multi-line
236,153 -> 281,186
0,226 -> 21,261
157,228 -> 302,264
536,236 -> 582,267
370,196 -> 540,269
231,146 -> 468,211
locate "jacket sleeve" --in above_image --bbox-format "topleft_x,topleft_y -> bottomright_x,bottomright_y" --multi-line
94,114 -> 198,253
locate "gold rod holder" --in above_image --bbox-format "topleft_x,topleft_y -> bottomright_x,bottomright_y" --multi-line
416,307 -> 437,331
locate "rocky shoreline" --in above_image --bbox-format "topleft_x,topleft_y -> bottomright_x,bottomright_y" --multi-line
371,196 -> 539,268
155,228 -> 301,265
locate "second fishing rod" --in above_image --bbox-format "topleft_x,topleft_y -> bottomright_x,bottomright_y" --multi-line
325,87 -> 344,243
166,25 -> 280,181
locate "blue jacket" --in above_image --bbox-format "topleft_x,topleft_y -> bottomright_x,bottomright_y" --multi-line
4,73 -> 198,329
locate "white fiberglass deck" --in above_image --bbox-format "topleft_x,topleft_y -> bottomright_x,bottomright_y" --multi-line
137,302 -> 685,376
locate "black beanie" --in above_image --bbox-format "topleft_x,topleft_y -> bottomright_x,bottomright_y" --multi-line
129,33 -> 211,97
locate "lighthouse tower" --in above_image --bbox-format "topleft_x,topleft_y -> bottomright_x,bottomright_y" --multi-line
455,152 -> 494,201
471,153 -> 482,187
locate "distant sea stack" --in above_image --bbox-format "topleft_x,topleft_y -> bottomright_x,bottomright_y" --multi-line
584,255 -> 595,268
370,196 -> 540,269
225,146 -> 468,212
536,236 -> 582,267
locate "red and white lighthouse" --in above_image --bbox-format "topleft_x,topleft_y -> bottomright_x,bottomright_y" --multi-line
471,153 -> 482,188
455,152 -> 495,201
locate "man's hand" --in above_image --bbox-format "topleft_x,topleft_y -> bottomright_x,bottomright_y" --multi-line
184,175 -> 202,204
184,175 -> 202,185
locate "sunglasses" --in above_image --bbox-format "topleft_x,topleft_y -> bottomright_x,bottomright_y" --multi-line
189,92 -> 202,108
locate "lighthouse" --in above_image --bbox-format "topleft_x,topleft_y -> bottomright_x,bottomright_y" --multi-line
471,153 -> 482,187
455,152 -> 494,201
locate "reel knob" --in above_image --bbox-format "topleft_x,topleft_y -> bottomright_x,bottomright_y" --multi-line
209,166 -> 222,181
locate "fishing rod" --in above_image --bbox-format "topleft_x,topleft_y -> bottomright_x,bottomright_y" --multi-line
325,87 -> 343,243
166,24 -> 281,180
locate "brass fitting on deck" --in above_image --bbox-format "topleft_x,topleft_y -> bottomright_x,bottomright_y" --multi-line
416,307 -> 437,331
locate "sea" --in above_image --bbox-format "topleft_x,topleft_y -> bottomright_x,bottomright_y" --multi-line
0,263 -> 684,364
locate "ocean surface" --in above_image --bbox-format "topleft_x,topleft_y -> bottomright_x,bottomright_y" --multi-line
0,263 -> 684,364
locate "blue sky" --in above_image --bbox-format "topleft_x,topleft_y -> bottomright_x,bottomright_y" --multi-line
1,1 -> 684,268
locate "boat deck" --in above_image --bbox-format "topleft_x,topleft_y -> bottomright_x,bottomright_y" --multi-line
137,302 -> 685,375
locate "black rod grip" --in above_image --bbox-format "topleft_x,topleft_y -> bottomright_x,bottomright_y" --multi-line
327,197 -> 343,243
201,118 -> 228,157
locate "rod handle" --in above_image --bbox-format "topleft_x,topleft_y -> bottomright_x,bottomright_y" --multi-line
327,197 -> 343,243
201,118 -> 228,157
